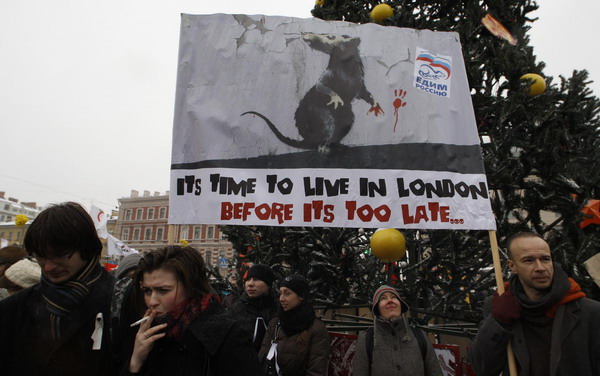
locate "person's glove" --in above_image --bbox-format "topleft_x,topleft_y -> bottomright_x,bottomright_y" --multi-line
491,290 -> 522,324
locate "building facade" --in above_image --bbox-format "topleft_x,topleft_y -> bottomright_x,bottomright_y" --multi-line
114,190 -> 234,268
0,192 -> 41,246
0,192 -> 41,224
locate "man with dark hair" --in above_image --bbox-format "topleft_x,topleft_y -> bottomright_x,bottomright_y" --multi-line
0,202 -> 116,376
227,264 -> 278,352
469,232 -> 600,376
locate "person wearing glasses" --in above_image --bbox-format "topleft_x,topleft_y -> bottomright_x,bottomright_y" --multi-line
125,245 -> 261,375
227,264 -> 279,352
0,202 -> 116,376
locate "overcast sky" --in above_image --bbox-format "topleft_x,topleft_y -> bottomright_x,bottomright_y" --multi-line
1,0 -> 598,215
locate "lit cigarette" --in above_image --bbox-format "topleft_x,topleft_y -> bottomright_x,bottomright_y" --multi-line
130,316 -> 150,327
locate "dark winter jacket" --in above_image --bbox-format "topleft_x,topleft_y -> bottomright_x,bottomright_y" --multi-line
0,268 -> 116,376
125,300 -> 262,376
259,314 -> 330,376
227,292 -> 278,351
469,273 -> 600,376
352,317 -> 443,376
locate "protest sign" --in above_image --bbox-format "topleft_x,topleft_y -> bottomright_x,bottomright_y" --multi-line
170,14 -> 496,230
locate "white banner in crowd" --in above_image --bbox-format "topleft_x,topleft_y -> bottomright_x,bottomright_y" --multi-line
169,14 -> 496,230
89,205 -> 108,239
107,234 -> 138,257
0,238 -> 7,248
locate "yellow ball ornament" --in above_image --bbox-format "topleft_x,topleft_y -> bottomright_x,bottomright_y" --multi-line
15,214 -> 28,227
179,239 -> 189,247
315,0 -> 325,6
370,228 -> 406,262
520,73 -> 546,96
370,4 -> 394,23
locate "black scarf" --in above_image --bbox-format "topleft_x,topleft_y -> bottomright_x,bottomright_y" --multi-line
279,301 -> 315,337
40,255 -> 103,340
509,262 -> 571,318
509,263 -> 571,376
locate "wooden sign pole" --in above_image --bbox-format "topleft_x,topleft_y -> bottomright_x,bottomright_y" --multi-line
488,230 -> 517,376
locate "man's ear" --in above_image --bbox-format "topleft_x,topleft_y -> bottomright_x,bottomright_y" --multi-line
507,259 -> 517,274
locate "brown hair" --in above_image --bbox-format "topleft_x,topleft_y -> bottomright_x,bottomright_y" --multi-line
505,232 -> 545,260
133,245 -> 211,305
23,202 -> 102,261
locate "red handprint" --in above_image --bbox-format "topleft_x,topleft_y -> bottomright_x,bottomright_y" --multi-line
393,89 -> 408,132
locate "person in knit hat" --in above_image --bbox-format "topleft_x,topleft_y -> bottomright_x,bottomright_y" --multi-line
258,274 -> 330,376
0,245 -> 28,299
469,232 -> 600,376
227,264 -> 278,352
0,259 -> 41,296
353,285 -> 443,376
115,253 -> 142,280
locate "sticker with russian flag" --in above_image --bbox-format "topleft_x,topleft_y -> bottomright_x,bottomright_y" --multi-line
414,47 -> 452,98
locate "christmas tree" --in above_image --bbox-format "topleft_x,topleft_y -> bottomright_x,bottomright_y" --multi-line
223,0 -> 600,320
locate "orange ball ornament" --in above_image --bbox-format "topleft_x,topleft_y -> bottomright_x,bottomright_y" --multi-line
370,228 -> 406,262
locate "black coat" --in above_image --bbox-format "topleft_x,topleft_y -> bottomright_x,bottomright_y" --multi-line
130,300 -> 262,376
0,268 -> 116,376
227,292 -> 278,351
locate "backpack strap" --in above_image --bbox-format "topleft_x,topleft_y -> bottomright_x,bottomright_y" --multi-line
365,325 -> 427,375
366,326 -> 374,376
410,326 -> 428,360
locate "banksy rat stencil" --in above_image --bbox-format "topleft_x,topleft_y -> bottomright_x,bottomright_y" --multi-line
242,32 -> 384,153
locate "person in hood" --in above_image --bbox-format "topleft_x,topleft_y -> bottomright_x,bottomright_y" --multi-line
469,232 -> 600,376
352,285 -> 443,376
227,264 -> 278,352
125,245 -> 261,376
258,274 -> 330,376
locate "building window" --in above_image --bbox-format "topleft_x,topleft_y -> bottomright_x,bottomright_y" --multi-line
7,232 -> 12,240
125,209 -> 132,221
147,208 -> 154,220
207,226 -> 214,239
145,228 -> 152,240
159,207 -> 166,219
180,226 -> 189,240
122,228 -> 130,241
136,209 -> 143,220
156,228 -> 164,241
133,228 -> 140,241
0,232 -> 4,239
0,215 -> 4,222
205,250 -> 212,265
194,226 -> 201,240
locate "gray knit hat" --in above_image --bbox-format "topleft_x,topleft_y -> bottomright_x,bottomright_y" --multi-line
372,285 -> 409,316
116,253 -> 142,279
0,259 -> 41,289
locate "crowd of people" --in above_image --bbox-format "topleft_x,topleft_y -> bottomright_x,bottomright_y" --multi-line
1,202 -> 599,375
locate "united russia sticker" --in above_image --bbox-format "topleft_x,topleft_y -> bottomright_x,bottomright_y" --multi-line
413,47 -> 452,98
